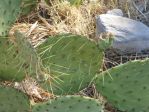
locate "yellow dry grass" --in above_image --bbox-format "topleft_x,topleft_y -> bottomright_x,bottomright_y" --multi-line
10,0 -> 109,44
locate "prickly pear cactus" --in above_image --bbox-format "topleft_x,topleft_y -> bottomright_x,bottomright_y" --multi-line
14,31 -> 38,66
0,85 -> 30,112
0,0 -> 22,36
33,95 -> 103,112
14,31 -> 45,81
94,59 -> 149,112
0,37 -> 27,81
36,34 -> 104,94
0,32 -> 43,81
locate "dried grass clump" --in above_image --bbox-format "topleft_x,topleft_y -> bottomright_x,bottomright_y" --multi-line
38,0 -> 108,38
10,0 -> 109,45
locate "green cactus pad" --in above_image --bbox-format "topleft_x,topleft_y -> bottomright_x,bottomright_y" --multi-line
0,0 -> 22,36
15,31 -> 41,76
95,59 -> 149,112
33,95 -> 103,112
0,37 -> 27,81
36,34 -> 104,94
0,32 -> 41,81
14,31 -> 38,64
14,31 -> 46,81
0,86 -> 30,112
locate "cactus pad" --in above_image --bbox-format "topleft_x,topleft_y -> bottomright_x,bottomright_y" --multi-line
0,86 -> 30,112
0,32 -> 42,81
0,0 -> 22,36
36,34 -> 104,94
33,95 -> 103,112
0,37 -> 26,81
95,59 -> 149,112
14,31 -> 46,81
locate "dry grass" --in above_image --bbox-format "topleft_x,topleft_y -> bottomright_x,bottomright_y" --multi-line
10,0 -> 108,42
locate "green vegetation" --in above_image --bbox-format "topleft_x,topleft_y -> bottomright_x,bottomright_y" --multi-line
33,95 -> 103,112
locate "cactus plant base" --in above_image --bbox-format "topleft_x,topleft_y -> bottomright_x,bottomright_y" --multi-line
95,59 -> 149,112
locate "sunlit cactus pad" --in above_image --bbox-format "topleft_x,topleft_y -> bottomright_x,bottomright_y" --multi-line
0,37 -> 27,81
95,59 -> 149,112
33,95 -> 103,112
0,86 -> 30,112
0,32 -> 40,81
37,34 -> 104,94
14,31 -> 41,79
0,0 -> 22,36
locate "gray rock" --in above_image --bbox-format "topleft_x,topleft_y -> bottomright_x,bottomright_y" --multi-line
96,14 -> 149,54
107,9 -> 123,16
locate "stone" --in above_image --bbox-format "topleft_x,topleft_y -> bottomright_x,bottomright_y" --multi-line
96,14 -> 149,54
